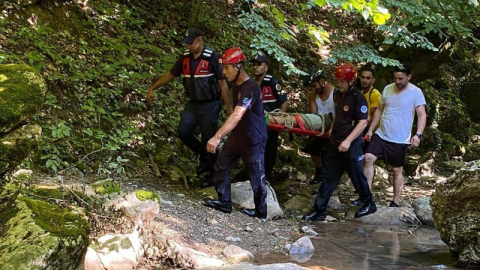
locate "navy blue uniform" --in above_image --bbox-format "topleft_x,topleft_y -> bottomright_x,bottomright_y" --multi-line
170,47 -> 224,166
314,86 -> 373,212
259,74 -> 287,177
214,78 -> 268,216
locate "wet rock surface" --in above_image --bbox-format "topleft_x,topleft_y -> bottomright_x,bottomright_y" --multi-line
431,160 -> 480,269
412,196 -> 434,226
357,206 -> 420,225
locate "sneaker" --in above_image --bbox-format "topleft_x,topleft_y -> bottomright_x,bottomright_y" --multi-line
389,201 -> 400,207
302,210 -> 326,221
355,201 -> 377,218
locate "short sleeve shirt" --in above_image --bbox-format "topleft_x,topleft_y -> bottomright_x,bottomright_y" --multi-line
170,48 -> 225,80
231,79 -> 267,145
331,87 -> 368,145
364,88 -> 382,113
376,83 -> 426,144
260,75 -> 287,112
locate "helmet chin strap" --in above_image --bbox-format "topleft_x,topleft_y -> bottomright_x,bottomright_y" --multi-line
233,63 -> 243,83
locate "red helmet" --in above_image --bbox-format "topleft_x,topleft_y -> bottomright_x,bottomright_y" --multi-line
334,63 -> 357,81
220,47 -> 245,65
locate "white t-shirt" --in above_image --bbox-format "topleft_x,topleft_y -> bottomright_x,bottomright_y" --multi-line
376,83 -> 426,144
315,90 -> 335,116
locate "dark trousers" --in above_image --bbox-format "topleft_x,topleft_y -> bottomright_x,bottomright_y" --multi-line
264,129 -> 279,177
177,100 -> 220,163
314,142 -> 372,212
213,138 -> 267,216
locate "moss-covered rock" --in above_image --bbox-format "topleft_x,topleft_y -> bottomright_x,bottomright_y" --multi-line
91,179 -> 122,195
135,189 -> 161,204
0,196 -> 89,270
0,181 -> 20,224
0,124 -> 42,176
0,64 -> 46,133
431,160 -> 480,269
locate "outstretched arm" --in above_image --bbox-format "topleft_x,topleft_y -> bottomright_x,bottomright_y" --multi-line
146,71 -> 175,106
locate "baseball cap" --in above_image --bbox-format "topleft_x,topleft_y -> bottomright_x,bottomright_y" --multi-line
182,27 -> 203,43
250,53 -> 268,65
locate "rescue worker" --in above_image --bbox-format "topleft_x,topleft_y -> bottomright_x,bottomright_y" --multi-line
303,63 -> 377,221
146,27 -> 233,186
303,67 -> 336,184
251,53 -> 288,179
204,47 -> 268,219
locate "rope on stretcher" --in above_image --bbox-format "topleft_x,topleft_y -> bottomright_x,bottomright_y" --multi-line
266,109 -> 326,136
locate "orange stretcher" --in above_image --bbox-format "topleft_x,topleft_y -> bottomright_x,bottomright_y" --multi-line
266,114 -> 370,141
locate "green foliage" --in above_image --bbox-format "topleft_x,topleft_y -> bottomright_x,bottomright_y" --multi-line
325,44 -> 401,66
238,11 -> 302,75
91,179 -> 122,195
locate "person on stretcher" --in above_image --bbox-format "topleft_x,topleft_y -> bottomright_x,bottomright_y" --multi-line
266,110 -> 333,133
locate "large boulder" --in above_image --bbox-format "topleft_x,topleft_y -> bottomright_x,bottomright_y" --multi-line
357,206 -> 420,225
431,160 -> 480,269
231,181 -> 283,220
0,196 -> 89,270
0,124 -> 42,176
0,64 -> 46,133
85,230 -> 144,270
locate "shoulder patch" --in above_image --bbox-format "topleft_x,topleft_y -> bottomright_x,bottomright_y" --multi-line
276,84 -> 282,91
360,105 -> 368,113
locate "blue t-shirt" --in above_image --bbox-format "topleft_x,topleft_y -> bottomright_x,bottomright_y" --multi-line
230,78 -> 267,145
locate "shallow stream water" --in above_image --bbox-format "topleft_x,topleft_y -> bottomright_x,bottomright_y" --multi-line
254,221 -> 457,270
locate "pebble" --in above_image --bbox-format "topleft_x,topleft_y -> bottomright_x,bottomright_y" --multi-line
226,236 -> 241,242
245,226 -> 254,232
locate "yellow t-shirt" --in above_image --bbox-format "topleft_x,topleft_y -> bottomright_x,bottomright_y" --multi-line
363,88 -> 382,129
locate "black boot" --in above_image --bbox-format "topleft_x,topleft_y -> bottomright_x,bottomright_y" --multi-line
241,208 -> 267,219
302,210 -> 326,221
355,200 -> 377,217
203,199 -> 232,213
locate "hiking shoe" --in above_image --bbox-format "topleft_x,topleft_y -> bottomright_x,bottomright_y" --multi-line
389,201 -> 400,207
355,201 -> 377,218
302,211 -> 326,221
203,199 -> 232,213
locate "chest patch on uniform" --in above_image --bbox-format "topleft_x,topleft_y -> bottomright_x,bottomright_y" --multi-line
276,84 -> 281,90
361,105 -> 367,113
243,97 -> 250,104
343,105 -> 349,112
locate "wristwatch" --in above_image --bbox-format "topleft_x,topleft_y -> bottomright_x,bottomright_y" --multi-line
415,133 -> 422,139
